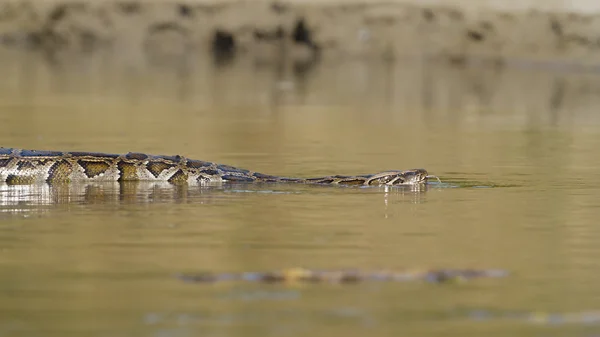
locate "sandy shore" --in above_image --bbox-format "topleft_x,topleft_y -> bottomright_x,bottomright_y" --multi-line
1,0 -> 600,64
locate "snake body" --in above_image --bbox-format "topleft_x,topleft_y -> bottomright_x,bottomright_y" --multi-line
0,148 -> 432,186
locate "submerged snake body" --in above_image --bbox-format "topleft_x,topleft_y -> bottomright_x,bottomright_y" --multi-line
178,268 -> 508,284
0,148 -> 431,186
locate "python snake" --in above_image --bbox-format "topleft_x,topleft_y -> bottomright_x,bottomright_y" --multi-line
0,148 -> 436,186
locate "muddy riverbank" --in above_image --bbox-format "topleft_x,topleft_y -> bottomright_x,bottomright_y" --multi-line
1,1 -> 600,64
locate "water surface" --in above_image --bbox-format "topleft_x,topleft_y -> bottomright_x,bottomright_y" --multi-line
1,50 -> 600,337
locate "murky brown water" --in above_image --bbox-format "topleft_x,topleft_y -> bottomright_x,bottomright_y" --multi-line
2,49 -> 600,337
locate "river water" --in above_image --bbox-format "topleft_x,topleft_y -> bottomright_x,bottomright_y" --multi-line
1,50 -> 600,337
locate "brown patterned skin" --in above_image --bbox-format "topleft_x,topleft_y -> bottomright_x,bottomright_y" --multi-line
0,148 -> 432,186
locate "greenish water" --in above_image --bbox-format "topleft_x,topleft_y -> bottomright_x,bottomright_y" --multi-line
1,50 -> 600,336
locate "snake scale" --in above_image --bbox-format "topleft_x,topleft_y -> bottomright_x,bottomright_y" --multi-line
0,148 -> 437,186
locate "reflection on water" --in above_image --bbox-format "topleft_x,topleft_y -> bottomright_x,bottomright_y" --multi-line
2,49 -> 600,337
0,181 -> 431,217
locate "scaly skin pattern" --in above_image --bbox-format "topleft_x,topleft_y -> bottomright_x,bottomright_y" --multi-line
0,148 -> 431,186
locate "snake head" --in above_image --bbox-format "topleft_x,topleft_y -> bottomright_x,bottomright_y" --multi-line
367,169 -> 435,186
